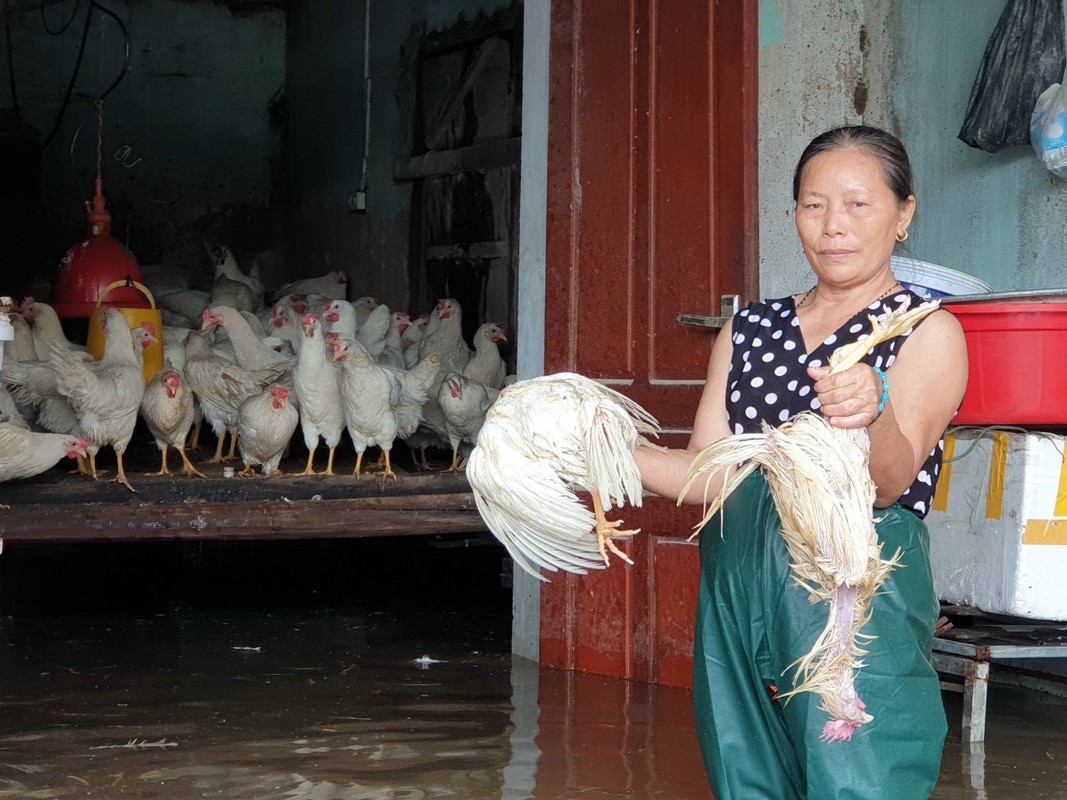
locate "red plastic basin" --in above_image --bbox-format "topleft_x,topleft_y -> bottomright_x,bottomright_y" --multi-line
944,302 -> 1067,426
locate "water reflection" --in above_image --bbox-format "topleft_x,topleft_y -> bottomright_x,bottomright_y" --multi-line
0,536 -> 1063,800
933,689 -> 1067,800
0,608 -> 714,799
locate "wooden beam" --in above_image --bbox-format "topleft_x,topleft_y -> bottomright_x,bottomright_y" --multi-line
425,38 -> 509,150
0,469 -> 488,544
393,137 -> 521,181
425,242 -> 509,261
0,494 -> 487,544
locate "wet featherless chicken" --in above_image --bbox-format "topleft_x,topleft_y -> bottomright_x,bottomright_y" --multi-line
680,297 -> 941,742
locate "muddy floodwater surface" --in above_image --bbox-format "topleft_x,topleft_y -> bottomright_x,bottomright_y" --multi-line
0,538 -> 1063,799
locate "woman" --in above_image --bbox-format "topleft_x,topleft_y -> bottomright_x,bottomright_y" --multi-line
636,125 -> 968,798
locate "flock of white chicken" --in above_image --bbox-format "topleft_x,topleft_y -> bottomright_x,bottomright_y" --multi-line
0,243 -> 511,491
2,241 -> 670,606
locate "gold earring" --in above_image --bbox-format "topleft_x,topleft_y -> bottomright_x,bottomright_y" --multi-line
896,229 -> 909,243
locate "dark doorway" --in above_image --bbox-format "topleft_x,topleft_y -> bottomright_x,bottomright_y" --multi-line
398,5 -> 522,365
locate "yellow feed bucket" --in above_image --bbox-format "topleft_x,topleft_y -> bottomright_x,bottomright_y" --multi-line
86,279 -> 164,384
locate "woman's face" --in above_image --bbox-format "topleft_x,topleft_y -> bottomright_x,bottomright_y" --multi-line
794,146 -> 915,288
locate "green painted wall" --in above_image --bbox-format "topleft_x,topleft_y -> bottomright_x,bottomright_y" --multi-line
0,1 -> 285,289
757,0 -> 1067,298
285,0 -> 518,315
891,0 -> 1067,292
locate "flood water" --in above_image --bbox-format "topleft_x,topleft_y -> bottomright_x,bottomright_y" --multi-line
0,536 -> 1064,799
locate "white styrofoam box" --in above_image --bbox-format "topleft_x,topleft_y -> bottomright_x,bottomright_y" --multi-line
927,429 -> 1067,621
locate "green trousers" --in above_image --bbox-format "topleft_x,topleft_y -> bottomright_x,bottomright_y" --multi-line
693,472 -> 947,799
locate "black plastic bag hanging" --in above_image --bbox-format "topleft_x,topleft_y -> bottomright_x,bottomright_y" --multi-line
958,0 -> 1066,153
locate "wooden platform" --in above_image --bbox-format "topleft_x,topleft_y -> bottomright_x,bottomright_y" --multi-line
0,451 -> 487,544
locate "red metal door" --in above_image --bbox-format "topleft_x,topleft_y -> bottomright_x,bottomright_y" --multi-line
542,0 -> 759,688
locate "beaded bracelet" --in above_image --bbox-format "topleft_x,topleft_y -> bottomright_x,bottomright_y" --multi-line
875,368 -> 890,415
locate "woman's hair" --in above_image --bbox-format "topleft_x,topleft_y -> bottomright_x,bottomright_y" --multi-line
791,125 -> 914,204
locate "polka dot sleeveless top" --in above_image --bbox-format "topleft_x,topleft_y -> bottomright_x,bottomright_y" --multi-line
726,288 -> 942,518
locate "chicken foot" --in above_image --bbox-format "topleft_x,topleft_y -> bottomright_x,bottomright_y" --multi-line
448,447 -> 464,472
176,447 -> 206,478
353,450 -> 398,484
590,493 -> 637,567
407,444 -> 432,471
378,450 -> 398,486
203,430 -> 231,464
298,447 -> 337,476
146,446 -> 174,477
145,445 -> 206,477
113,449 -> 137,493
298,449 -> 318,476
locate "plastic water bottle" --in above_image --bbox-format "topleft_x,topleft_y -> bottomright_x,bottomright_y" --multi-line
0,297 -> 15,376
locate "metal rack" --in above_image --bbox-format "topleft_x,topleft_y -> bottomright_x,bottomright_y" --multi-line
932,606 -> 1067,742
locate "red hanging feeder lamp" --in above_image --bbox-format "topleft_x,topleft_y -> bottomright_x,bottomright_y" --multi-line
50,100 -> 146,319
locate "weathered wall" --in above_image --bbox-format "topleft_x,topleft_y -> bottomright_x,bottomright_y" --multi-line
0,0 -> 285,291
756,0 -> 890,299
891,0 -> 1067,292
284,0 -> 517,315
758,0 -> 1067,299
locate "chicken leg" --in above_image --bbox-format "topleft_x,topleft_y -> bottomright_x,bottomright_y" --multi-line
203,430 -> 229,464
146,445 -> 207,477
114,449 -> 137,493
299,448 -> 318,476
379,449 -> 398,485
177,447 -> 206,478
590,492 -> 637,567
188,419 -> 202,450
146,445 -> 173,476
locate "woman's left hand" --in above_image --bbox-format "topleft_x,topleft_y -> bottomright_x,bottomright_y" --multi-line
807,364 -> 884,429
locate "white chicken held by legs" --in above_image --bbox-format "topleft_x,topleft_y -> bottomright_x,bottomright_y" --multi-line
465,372 -> 661,580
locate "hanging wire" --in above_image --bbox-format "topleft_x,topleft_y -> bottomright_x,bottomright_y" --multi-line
3,0 -> 24,129
95,98 -> 103,186
944,425 -> 1067,463
40,0 -> 129,153
39,2 -> 94,152
89,2 -> 129,99
40,0 -> 84,36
